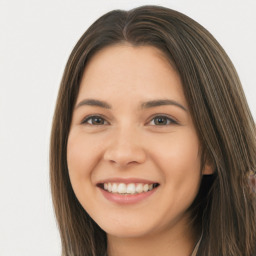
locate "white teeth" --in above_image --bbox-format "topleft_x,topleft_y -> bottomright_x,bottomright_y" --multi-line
103,182 -> 157,194
127,183 -> 136,194
107,183 -> 112,192
143,184 -> 149,192
136,183 -> 143,193
117,183 -> 126,193
111,183 -> 118,193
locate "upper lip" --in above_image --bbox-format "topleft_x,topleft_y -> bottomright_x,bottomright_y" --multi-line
96,177 -> 159,185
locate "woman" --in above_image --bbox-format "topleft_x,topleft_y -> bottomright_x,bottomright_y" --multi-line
50,5 -> 256,256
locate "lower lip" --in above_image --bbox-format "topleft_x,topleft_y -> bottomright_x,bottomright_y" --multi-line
99,187 -> 158,204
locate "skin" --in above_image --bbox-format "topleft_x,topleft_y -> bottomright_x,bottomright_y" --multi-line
67,44 -> 213,256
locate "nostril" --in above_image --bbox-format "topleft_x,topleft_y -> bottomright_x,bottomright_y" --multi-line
103,144 -> 147,167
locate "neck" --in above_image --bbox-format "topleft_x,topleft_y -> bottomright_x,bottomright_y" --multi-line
107,218 -> 200,256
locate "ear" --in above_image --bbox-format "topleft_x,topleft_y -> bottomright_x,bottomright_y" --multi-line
202,162 -> 215,175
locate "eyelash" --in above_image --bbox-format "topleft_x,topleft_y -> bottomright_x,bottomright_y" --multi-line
81,114 -> 178,126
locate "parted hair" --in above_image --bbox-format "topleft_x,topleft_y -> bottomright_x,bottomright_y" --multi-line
50,5 -> 256,256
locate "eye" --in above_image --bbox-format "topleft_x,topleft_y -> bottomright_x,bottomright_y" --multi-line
81,115 -> 108,125
148,115 -> 177,126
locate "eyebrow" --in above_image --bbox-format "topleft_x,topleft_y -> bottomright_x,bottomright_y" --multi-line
75,99 -> 111,109
141,99 -> 187,111
75,98 -> 187,111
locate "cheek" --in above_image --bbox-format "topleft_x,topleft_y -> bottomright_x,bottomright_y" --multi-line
66,132 -> 104,211
66,132 -> 104,194
149,130 -> 201,197
150,129 -> 200,170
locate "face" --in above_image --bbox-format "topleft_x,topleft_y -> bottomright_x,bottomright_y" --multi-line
67,44 -> 211,239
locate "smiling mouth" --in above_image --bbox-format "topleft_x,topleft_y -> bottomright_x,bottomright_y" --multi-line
97,182 -> 159,195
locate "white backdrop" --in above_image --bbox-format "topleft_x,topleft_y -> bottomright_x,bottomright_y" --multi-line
0,0 -> 255,255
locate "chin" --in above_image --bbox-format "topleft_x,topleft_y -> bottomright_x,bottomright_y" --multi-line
100,221 -> 155,239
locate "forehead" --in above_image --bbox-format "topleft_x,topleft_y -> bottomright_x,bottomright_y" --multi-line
77,44 -> 187,108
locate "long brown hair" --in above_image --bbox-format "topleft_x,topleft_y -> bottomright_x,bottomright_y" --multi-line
50,5 -> 256,256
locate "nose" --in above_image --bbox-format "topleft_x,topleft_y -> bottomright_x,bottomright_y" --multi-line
103,127 -> 147,168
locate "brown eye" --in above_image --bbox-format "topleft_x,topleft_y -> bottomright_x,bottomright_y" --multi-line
82,116 -> 107,125
149,115 -> 177,126
154,116 -> 168,125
